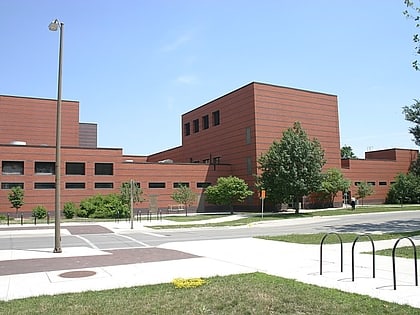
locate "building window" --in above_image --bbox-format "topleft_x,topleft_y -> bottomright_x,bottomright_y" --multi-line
202,115 -> 209,130
193,119 -> 199,133
213,156 -> 221,164
245,127 -> 251,144
65,182 -> 86,189
34,182 -> 55,189
95,182 -> 114,189
173,182 -> 189,188
66,162 -> 85,175
1,183 -> 24,189
203,159 -> 210,164
212,110 -> 220,126
246,157 -> 252,175
379,181 -> 387,186
367,181 -> 376,186
2,161 -> 24,175
184,122 -> 191,136
35,162 -> 55,175
197,182 -> 211,188
95,163 -> 113,175
149,182 -> 166,188
354,182 -> 361,186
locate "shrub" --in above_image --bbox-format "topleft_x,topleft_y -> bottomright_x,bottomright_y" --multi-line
79,194 -> 129,219
63,202 -> 77,219
32,205 -> 47,219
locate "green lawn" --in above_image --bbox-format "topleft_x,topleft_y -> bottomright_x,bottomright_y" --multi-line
0,273 -> 417,315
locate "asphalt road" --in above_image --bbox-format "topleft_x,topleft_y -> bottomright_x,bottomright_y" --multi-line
1,210 -> 420,251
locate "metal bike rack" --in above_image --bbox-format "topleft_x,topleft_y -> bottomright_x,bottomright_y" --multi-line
392,236 -> 418,290
351,234 -> 375,282
320,232 -> 343,275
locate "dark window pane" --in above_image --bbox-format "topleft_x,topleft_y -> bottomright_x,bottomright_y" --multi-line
95,182 -> 114,189
66,162 -> 85,175
34,182 -> 55,189
1,182 -> 24,189
148,182 -> 166,188
2,161 -> 24,175
212,110 -> 220,126
95,163 -> 113,175
173,182 -> 189,188
196,182 -> 211,188
35,162 -> 55,175
184,123 -> 190,136
193,119 -> 199,133
65,182 -> 86,189
202,115 -> 209,129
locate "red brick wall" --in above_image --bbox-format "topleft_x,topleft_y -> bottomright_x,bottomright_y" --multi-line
0,95 -> 79,147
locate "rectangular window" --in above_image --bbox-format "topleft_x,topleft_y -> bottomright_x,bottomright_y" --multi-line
95,182 -> 114,189
2,161 -> 24,175
66,162 -> 85,175
212,110 -> 220,126
197,182 -> 211,188
184,122 -> 191,136
367,181 -> 376,186
213,156 -> 221,164
65,182 -> 86,189
34,182 -> 55,189
202,115 -> 209,129
35,162 -> 55,175
173,182 -> 189,188
95,163 -> 113,175
354,182 -> 361,186
379,181 -> 387,186
193,119 -> 199,133
245,127 -> 251,144
1,182 -> 24,189
246,157 -> 252,175
149,182 -> 166,188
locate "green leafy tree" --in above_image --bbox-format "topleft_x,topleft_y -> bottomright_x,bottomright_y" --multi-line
319,168 -> 351,207
340,145 -> 357,159
403,0 -> 420,70
120,181 -> 144,206
32,205 -> 47,219
205,176 -> 253,214
171,185 -> 197,216
402,99 -> 420,146
8,186 -> 24,215
386,173 -> 420,205
258,121 -> 325,213
355,181 -> 374,206
63,201 -> 77,219
79,194 -> 129,218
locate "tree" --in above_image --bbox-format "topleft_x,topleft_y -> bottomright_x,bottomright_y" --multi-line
386,173 -> 420,205
340,145 -> 357,159
403,0 -> 420,70
355,181 -> 374,206
402,99 -> 420,146
205,176 -> 253,214
8,186 -> 24,215
258,122 -> 325,213
319,168 -> 351,207
120,181 -> 144,206
171,185 -> 197,216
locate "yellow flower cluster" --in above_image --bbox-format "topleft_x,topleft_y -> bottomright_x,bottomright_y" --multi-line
172,277 -> 206,289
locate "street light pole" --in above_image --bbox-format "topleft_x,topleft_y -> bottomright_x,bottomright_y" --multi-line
49,19 -> 63,253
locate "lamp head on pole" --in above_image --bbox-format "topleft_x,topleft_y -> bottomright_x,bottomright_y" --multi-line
48,19 -> 60,31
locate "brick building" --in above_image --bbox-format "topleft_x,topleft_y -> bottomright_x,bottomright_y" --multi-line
0,82 -> 417,214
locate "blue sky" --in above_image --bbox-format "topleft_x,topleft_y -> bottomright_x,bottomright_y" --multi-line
1,0 -> 419,158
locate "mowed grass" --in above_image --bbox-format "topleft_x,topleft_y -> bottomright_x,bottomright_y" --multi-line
0,273 -> 418,315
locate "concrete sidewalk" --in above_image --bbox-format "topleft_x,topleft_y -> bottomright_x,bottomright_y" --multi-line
0,220 -> 419,309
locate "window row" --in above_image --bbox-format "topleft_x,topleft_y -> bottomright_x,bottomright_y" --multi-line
1,182 -> 212,190
1,182 -> 114,189
354,181 -> 393,186
1,161 -> 113,176
184,110 -> 220,136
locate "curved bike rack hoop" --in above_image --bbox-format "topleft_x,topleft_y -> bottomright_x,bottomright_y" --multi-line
392,236 -> 418,290
351,234 -> 375,282
320,232 -> 343,275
